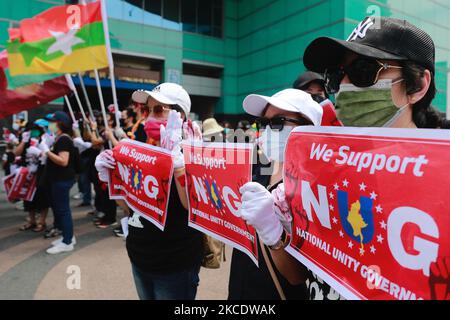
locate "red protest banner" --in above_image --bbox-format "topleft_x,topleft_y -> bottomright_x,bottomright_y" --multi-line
108,139 -> 174,231
8,167 -> 37,201
284,127 -> 450,300
183,142 -> 258,265
2,173 -> 15,201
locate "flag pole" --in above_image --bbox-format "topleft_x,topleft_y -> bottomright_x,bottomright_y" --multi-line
65,74 -> 93,135
64,95 -> 77,124
100,0 -> 121,129
93,68 -> 112,149
78,73 -> 95,121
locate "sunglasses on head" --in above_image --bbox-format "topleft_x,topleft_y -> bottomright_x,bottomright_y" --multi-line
324,57 -> 403,94
255,116 -> 312,131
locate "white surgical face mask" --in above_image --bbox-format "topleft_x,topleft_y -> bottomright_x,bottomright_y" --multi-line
259,126 -> 295,162
12,123 -> 20,131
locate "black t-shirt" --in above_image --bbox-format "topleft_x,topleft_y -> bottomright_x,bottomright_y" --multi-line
228,163 -> 308,300
133,123 -> 147,143
126,178 -> 204,274
46,135 -> 76,181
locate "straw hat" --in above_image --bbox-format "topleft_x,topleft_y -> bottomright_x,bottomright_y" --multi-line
202,118 -> 224,136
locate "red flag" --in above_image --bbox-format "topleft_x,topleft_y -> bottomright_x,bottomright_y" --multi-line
0,51 -> 70,119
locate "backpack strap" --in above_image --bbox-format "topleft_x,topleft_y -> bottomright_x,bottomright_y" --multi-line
259,237 -> 286,300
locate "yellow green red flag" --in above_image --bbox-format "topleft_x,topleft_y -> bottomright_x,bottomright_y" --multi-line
6,1 -> 108,76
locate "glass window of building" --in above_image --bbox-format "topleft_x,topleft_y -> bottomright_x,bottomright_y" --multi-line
181,0 -> 196,33
144,0 -> 163,27
197,0 -> 212,36
107,0 -> 222,37
123,0 -> 144,23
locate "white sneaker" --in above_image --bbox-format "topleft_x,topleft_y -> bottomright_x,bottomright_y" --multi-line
73,193 -> 82,200
46,242 -> 74,254
51,236 -> 77,246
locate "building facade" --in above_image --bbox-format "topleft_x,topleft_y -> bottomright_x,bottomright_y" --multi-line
1,0 -> 449,122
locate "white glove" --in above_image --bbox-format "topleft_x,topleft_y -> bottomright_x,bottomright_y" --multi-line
42,133 -> 55,147
160,110 -> 184,169
272,183 -> 293,234
237,182 -> 283,246
183,120 -> 203,142
38,140 -> 50,154
114,127 -> 127,140
26,146 -> 42,159
21,131 -> 31,143
9,133 -> 19,144
74,137 -> 92,153
27,163 -> 38,174
95,149 -> 116,183
39,152 -> 47,165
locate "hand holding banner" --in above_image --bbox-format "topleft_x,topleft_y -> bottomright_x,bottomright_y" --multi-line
284,126 -> 450,300
183,142 -> 258,265
108,139 -> 174,230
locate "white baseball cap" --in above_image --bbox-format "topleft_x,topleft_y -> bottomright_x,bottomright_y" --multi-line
131,90 -> 149,104
243,88 -> 323,126
146,83 -> 191,116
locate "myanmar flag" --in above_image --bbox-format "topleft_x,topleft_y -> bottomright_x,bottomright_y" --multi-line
0,51 -> 70,119
6,1 -> 108,76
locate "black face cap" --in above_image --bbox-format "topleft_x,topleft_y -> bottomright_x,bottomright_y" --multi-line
303,17 -> 435,74
293,71 -> 325,90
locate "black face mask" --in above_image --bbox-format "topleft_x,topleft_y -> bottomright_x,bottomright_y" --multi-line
119,119 -> 126,127
311,94 -> 326,104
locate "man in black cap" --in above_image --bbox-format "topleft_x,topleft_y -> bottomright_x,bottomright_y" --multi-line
292,71 -> 328,103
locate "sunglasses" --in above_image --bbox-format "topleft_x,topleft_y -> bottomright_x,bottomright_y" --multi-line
150,104 -> 184,116
256,116 -> 312,131
324,57 -> 403,94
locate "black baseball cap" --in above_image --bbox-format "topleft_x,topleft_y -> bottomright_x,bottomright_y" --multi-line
45,111 -> 72,127
303,17 -> 435,74
293,71 -> 325,90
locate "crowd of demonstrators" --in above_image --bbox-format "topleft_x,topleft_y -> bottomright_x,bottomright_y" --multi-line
1,16 -> 448,300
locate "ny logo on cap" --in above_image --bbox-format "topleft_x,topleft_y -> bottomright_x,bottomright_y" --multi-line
347,17 -> 374,41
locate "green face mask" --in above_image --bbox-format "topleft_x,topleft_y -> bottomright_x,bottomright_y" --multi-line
336,79 -> 407,127
30,130 -> 41,138
48,122 -> 58,135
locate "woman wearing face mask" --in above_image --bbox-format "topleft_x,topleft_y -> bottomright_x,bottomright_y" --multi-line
19,121 -> 51,232
38,111 -> 77,254
95,83 -> 204,300
237,17 -> 447,301
228,88 -> 323,300
304,17 -> 446,129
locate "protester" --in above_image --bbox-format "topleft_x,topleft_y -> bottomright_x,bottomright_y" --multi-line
19,120 -> 51,232
2,142 -> 15,176
95,83 -> 204,300
235,16 -> 448,301
121,107 -> 137,138
228,88 -> 323,300
129,90 -> 149,143
293,71 -> 328,103
202,118 -> 224,142
39,111 -> 77,254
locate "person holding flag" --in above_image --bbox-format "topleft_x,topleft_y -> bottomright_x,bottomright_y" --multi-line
38,111 -> 78,254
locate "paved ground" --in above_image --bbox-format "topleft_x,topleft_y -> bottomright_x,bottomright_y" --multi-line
0,182 -> 232,300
